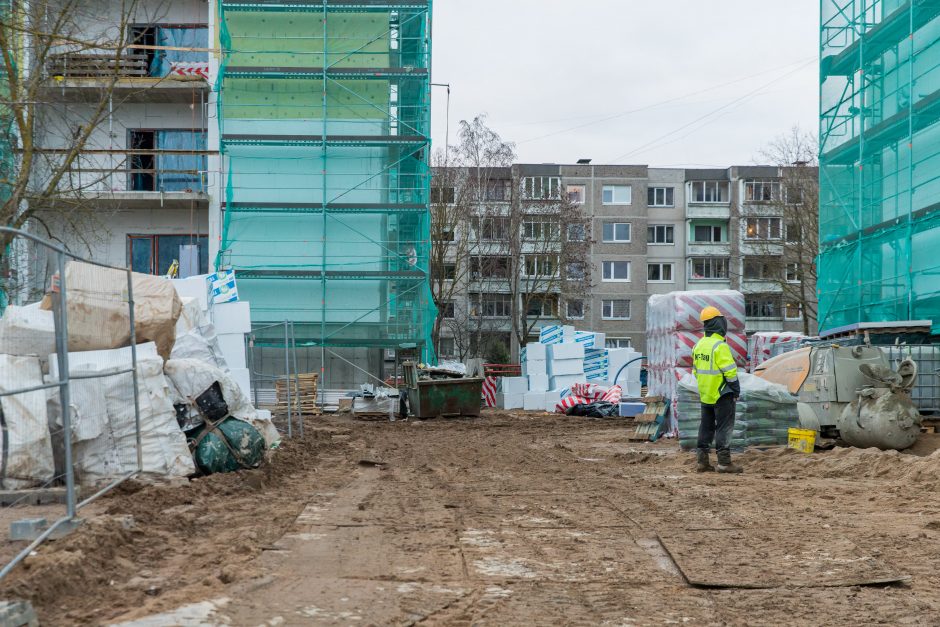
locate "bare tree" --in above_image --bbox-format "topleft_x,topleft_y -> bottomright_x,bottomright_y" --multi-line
751,127 -> 819,335
1,0 -> 159,301
508,173 -> 591,351
430,115 -> 515,359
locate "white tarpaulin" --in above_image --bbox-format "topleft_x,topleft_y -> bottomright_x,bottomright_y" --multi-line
0,304 -> 56,358
171,297 -> 228,370
163,358 -> 280,448
0,355 -> 55,489
48,342 -> 195,484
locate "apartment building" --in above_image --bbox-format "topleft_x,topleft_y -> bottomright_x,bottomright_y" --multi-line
38,0 -> 215,278
434,162 -> 818,361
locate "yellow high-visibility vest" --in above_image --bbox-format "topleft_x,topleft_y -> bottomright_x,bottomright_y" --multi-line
691,333 -> 738,405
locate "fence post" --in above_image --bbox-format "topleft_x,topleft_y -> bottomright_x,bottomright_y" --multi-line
53,251 -> 76,520
126,268 -> 143,473
284,320 -> 292,438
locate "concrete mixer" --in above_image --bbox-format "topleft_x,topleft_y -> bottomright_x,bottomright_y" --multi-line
754,344 -> 921,450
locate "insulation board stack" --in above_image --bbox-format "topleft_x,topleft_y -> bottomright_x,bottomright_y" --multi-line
747,332 -> 807,372
497,376 -> 528,410
211,300 -> 252,397
646,290 -> 747,433
606,347 -> 642,396
583,349 -> 609,382
547,342 -> 585,390
539,324 -> 575,345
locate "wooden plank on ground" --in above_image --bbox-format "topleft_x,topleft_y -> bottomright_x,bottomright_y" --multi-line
659,529 -> 908,589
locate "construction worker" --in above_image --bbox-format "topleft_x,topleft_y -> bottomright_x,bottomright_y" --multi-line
692,306 -> 742,473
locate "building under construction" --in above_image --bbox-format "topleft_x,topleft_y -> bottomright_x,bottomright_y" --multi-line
216,0 -> 437,375
819,0 -> 940,333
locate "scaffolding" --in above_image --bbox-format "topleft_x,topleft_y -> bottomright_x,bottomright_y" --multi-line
819,0 -> 940,333
216,0 -> 436,361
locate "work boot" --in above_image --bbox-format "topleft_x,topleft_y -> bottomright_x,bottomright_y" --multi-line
695,450 -> 714,473
716,451 -> 743,474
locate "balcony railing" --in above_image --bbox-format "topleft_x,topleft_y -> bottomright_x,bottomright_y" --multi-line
60,149 -> 211,194
47,52 -> 149,78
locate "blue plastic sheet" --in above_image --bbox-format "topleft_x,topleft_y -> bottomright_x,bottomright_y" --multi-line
150,27 -> 208,77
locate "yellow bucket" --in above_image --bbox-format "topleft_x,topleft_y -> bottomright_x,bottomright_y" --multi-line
788,427 -> 816,454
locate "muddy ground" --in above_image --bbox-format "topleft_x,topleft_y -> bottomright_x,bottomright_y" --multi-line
3,410 -> 940,625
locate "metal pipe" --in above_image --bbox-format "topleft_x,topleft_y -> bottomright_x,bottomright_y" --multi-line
76,471 -> 136,510
284,320 -> 292,438
126,268 -> 143,473
53,252 -> 76,520
0,381 -> 62,398
290,321 -> 302,437
0,517 -> 74,581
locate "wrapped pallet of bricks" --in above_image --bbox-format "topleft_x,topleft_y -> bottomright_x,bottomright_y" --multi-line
747,332 -> 806,372
647,290 -> 747,434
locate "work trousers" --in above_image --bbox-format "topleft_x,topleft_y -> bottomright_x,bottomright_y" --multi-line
697,394 -> 736,460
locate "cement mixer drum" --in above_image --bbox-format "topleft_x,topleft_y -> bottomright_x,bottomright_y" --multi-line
836,389 -> 922,450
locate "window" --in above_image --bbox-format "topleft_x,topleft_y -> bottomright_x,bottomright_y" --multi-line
606,337 -> 633,348
746,295 -> 782,318
785,185 -> 804,205
690,257 -> 729,280
690,181 -> 730,203
647,263 -> 674,282
431,186 -> 455,204
745,180 -> 782,203
602,261 -> 631,282
472,293 -> 512,318
128,129 -> 207,192
743,259 -> 777,280
602,222 -> 631,243
473,216 -> 510,241
131,25 -> 208,78
785,302 -> 803,320
441,301 -> 456,318
567,223 -> 586,241
437,226 -> 455,242
692,224 -> 724,243
523,255 -> 557,278
786,221 -> 800,243
486,179 -> 511,202
648,224 -> 675,245
438,337 -> 456,357
602,299 -> 631,320
566,299 -> 584,319
745,217 -> 783,240
440,263 -> 457,280
128,234 -> 208,276
522,217 -> 560,241
602,185 -> 632,205
786,263 -> 801,282
567,184 -> 586,204
527,295 -> 557,318
566,262 -> 587,281
470,256 -> 510,280
522,176 -> 561,200
647,187 -> 674,207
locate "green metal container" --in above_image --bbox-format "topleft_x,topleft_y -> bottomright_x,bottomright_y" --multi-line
407,378 -> 484,419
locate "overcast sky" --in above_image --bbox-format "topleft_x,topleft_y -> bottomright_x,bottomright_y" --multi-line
430,0 -> 819,167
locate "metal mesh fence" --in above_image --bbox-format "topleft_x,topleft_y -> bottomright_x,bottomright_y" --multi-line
0,227 -> 142,578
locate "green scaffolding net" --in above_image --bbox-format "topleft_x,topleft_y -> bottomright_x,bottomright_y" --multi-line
216,1 -> 436,359
819,0 -> 940,333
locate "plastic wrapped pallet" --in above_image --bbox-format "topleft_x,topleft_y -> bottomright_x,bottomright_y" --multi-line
0,355 -> 55,488
170,297 -> 228,370
0,304 -> 56,358
163,358 -> 280,449
47,342 -> 195,484
647,290 -> 746,335
747,332 -> 806,372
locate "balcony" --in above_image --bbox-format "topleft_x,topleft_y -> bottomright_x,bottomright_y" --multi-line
745,318 -> 786,333
742,280 -> 783,294
686,204 -> 731,220
741,241 -> 784,256
44,52 -> 210,103
59,149 -> 212,209
687,242 -> 730,256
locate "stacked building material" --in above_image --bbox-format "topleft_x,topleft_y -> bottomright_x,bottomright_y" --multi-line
747,332 -> 807,372
647,290 -> 747,433
676,373 -> 797,451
